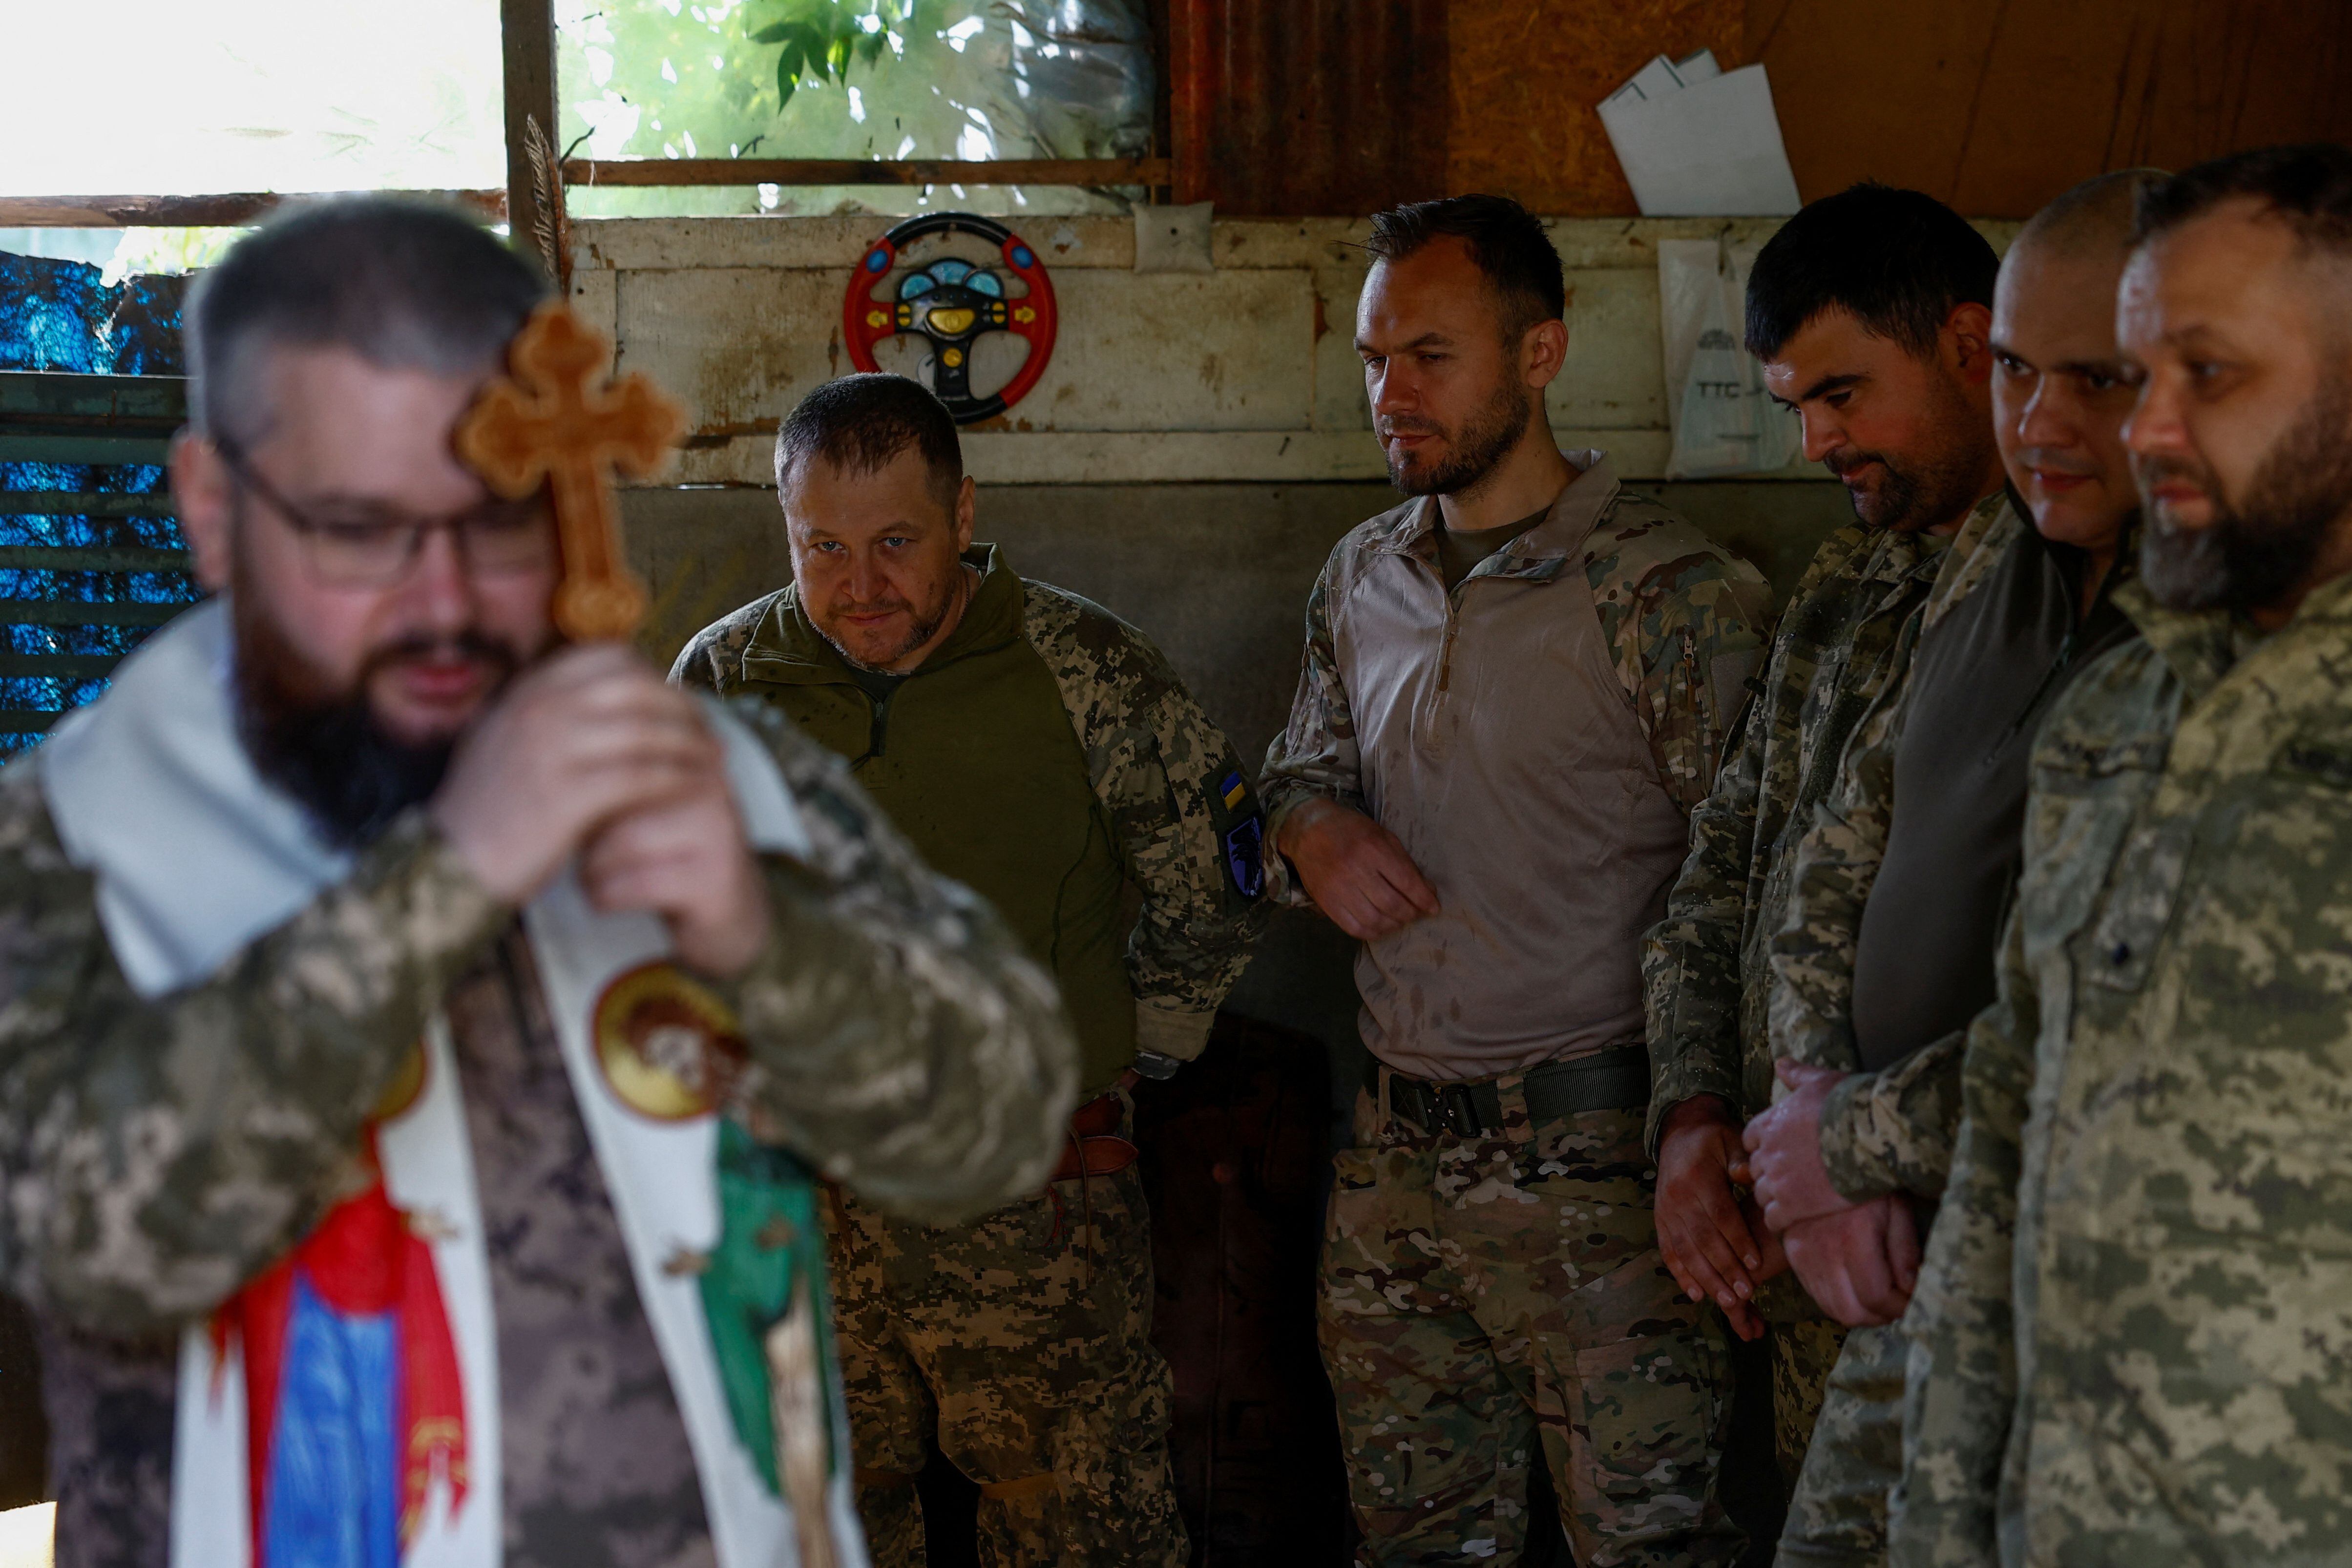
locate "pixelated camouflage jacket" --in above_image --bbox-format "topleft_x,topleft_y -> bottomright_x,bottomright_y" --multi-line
1894,569 -> 2352,1568
1642,506 -> 1976,1157
0,697 -> 1078,1339
1763,496 -> 2033,1200
1257,454 -> 1773,892
672,546 -> 1268,1066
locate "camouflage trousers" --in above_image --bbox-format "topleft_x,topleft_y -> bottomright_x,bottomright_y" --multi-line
826,1098 -> 1186,1568
1320,1073 -> 1744,1568
1771,1310 -> 1850,1486
1780,1320 -> 1907,1566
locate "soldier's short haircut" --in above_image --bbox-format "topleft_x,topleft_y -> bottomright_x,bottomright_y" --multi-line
1362,194 -> 1567,341
1745,182 -> 1999,362
2016,168 -> 2167,261
187,196 -> 547,448
774,373 -> 964,510
2135,143 -> 2352,257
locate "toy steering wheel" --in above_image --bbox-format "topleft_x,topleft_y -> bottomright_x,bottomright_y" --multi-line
841,212 -> 1058,425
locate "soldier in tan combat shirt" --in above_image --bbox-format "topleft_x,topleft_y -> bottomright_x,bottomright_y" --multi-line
1260,194 -> 1771,1566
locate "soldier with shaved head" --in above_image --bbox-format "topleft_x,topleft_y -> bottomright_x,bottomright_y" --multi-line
1736,168 -> 2159,1567
1895,141 -> 2352,1565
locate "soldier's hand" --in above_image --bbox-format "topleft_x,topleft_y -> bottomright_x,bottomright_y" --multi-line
1782,1194 -> 1921,1326
432,643 -> 721,904
1743,1059 -> 1854,1233
1277,798 -> 1440,940
1657,1096 -> 1782,1340
581,774 -> 772,979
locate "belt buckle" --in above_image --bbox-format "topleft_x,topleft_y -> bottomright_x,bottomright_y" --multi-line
1436,1082 -> 1486,1138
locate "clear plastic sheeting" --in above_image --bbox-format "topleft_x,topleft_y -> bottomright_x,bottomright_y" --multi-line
999,0 -> 1154,162
560,0 -> 1156,219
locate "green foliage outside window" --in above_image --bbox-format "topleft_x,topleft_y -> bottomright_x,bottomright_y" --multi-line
558,0 -> 1148,218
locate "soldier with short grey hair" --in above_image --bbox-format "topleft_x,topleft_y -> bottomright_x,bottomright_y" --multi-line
1895,141 -> 2352,1566
674,371 -> 1268,1568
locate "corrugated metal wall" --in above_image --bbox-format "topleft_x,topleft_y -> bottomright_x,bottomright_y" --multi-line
1169,0 -> 1449,217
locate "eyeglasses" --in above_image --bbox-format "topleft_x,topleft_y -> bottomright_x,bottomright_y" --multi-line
214,436 -> 556,588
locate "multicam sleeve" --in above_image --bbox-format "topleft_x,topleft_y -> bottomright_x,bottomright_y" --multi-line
1587,523 -> 1775,816
1888,906 -> 2037,1568
1020,584 -> 1270,1064
713,703 -> 1080,1227
1257,546 -> 1366,905
0,769 -> 509,1336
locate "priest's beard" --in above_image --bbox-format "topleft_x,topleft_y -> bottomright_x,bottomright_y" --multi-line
231,589 -> 520,850
2140,369 -> 2352,615
1382,373 -> 1533,497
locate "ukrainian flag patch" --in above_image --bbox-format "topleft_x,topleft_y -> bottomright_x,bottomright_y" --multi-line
1220,770 -> 1247,810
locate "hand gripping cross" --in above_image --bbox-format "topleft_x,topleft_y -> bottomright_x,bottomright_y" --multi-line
456,302 -> 685,640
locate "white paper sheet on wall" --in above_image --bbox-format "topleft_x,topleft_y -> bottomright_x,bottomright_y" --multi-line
1599,51 -> 1802,217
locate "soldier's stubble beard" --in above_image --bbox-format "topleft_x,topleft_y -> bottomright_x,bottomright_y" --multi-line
1383,373 -> 1533,498
2140,368 -> 2352,616
230,557 -> 524,850
1825,368 -> 1992,534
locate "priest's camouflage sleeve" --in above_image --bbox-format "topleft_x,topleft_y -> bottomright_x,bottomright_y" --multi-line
713,701 -> 1079,1228
1584,502 -> 1773,816
1021,583 -> 1268,1064
1888,907 -> 2037,1568
1257,553 -> 1364,906
0,762 -> 508,1336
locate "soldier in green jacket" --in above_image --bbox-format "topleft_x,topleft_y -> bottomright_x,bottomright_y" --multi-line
1895,143 -> 2352,1568
1640,184 -> 2008,1518
673,373 -> 1267,1568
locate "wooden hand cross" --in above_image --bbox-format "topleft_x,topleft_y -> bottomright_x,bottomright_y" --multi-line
456,301 -> 685,641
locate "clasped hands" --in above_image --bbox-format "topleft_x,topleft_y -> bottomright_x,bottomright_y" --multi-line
1656,1060 -> 1919,1338
429,643 -> 771,978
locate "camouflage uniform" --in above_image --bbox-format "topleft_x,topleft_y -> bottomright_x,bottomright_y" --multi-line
0,696 -> 1076,1568
826,1096 -> 1176,1566
1264,457 -> 1770,1564
677,550 -> 1264,1567
1643,504 -> 1980,1483
1753,501 -> 2010,1564
1893,568 -> 2352,1566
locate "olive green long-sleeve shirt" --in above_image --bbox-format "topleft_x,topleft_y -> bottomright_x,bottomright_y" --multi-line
1895,570 -> 2352,1566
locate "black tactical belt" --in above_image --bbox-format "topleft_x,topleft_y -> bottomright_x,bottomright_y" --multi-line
1368,1045 -> 1652,1139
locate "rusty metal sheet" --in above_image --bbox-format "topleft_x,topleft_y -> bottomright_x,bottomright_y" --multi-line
1170,0 -> 1449,217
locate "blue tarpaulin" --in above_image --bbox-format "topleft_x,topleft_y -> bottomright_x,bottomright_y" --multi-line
0,251 -> 201,753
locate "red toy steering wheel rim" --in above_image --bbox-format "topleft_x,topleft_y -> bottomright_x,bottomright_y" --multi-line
841,212 -> 1058,424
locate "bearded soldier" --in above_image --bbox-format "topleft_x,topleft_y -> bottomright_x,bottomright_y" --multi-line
1262,194 -> 1769,1565
1737,170 -> 2156,1567
1897,143 -> 2352,1567
1643,185 -> 2007,1526
0,199 -> 1075,1568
